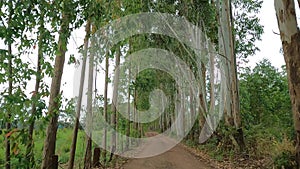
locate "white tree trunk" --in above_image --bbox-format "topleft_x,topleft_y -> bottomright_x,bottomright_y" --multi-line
274,0 -> 300,165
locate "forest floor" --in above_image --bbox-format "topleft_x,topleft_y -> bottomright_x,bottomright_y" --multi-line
120,132 -> 214,169
116,132 -> 269,169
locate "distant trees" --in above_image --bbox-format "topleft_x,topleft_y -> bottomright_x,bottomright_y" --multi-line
240,59 -> 292,134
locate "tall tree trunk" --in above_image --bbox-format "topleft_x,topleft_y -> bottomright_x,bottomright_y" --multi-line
228,0 -> 245,152
199,63 -> 206,140
189,87 -> 195,140
5,5 -> 13,168
181,93 -> 185,136
68,19 -> 91,169
41,9 -> 70,169
109,45 -> 121,161
6,36 -> 12,169
93,46 -> 101,167
83,23 -> 94,169
26,13 -> 44,168
102,51 -> 109,165
274,0 -> 300,165
126,39 -> 133,150
217,0 -> 245,151
134,87 -> 138,138
125,61 -> 131,150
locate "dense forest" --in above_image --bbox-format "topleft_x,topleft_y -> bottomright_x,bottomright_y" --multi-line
0,0 -> 300,169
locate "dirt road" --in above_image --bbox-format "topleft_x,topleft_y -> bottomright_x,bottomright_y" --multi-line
122,133 -> 213,169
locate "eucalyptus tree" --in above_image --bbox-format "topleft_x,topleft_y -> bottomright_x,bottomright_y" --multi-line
41,0 -> 83,168
107,1 -> 124,161
216,0 -> 245,151
109,45 -> 121,162
214,0 -> 263,151
68,18 -> 91,169
274,0 -> 300,165
83,22 -> 94,169
102,50 -> 109,165
25,1 -> 50,167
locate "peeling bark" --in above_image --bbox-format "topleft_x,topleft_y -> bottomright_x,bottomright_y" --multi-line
216,0 -> 245,151
102,51 -> 109,165
275,0 -> 300,166
83,23 -> 94,169
109,45 -> 121,161
126,56 -> 131,150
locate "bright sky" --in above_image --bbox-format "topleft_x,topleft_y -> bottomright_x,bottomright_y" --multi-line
249,0 -> 300,69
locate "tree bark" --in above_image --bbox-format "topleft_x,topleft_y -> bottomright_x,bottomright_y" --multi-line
102,51 -> 109,165
92,148 -> 101,167
228,0 -> 245,152
5,5 -> 13,169
274,0 -> 300,166
26,10 -> 44,168
41,9 -> 70,169
189,87 -> 195,140
83,23 -> 94,169
126,61 -> 131,150
217,0 -> 245,151
6,35 -> 12,169
199,63 -> 206,139
68,19 -> 91,169
109,45 -> 121,161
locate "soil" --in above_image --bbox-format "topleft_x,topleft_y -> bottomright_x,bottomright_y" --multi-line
121,132 -> 214,169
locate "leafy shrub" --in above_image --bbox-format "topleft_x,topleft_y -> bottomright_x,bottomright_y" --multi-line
273,151 -> 296,169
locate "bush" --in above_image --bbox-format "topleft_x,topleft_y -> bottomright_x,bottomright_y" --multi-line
273,151 -> 296,169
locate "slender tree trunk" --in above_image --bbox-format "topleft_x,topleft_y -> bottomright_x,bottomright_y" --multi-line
228,0 -> 245,151
199,63 -> 206,134
5,6 -> 13,169
109,45 -> 121,161
102,51 -> 109,165
41,9 -> 70,169
6,37 -> 12,169
134,89 -> 138,136
68,19 -> 91,169
92,148 -> 101,167
83,23 -> 94,169
160,110 -> 164,132
274,0 -> 300,165
189,87 -> 195,140
217,0 -> 245,151
26,10 -> 45,168
126,62 -> 131,150
182,93 -> 185,135
93,48 -> 101,167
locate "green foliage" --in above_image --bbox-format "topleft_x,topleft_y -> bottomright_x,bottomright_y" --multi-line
240,59 -> 293,138
273,151 -> 296,169
233,0 -> 264,61
0,128 -> 86,168
193,60 -> 294,167
239,59 -> 294,165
